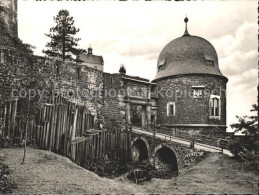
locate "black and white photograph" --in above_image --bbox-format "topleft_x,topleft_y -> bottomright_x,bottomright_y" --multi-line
0,0 -> 258,194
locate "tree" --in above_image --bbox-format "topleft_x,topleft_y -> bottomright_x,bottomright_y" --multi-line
70,47 -> 86,64
228,104 -> 258,170
43,10 -> 81,61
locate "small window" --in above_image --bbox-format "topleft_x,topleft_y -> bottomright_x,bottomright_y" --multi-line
193,89 -> 203,98
206,60 -> 214,67
56,64 -> 60,75
0,51 -> 5,64
167,102 -> 175,116
158,59 -> 166,72
158,64 -> 165,72
77,67 -> 80,78
110,76 -> 113,83
192,86 -> 205,98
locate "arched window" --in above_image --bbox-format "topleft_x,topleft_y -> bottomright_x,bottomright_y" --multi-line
209,95 -> 220,119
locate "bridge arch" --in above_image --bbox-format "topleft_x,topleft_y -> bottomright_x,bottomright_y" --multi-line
131,137 -> 149,163
154,144 -> 178,173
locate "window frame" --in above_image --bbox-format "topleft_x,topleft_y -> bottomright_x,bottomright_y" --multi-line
206,60 -> 214,67
157,59 -> 166,72
192,86 -> 205,98
209,95 -> 221,119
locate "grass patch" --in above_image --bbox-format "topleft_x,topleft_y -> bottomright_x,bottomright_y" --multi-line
0,148 -> 257,194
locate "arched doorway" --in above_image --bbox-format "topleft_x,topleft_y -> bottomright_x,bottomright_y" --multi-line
154,146 -> 178,173
132,139 -> 149,163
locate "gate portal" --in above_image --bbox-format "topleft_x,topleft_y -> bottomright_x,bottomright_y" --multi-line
130,105 -> 149,129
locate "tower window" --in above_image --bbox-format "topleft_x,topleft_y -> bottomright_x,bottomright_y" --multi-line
192,86 -> 205,98
158,64 -> 164,71
209,95 -> 220,119
206,60 -> 214,67
167,102 -> 175,116
158,59 -> 166,72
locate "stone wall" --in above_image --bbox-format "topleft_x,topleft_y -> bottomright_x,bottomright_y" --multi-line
56,60 -> 104,125
103,73 -> 126,132
0,48 -> 33,102
0,50 -> 104,128
154,74 -> 227,134
0,0 -> 33,104
0,0 -> 103,126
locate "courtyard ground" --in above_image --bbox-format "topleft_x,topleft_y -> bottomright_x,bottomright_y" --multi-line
0,147 -> 257,194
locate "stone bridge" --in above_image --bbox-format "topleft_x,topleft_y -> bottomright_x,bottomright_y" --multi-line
130,130 -> 206,174
129,127 -> 231,174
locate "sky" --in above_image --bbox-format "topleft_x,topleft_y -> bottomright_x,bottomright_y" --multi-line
17,0 -> 258,131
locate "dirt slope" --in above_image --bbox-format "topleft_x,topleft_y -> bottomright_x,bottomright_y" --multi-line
0,147 -> 257,194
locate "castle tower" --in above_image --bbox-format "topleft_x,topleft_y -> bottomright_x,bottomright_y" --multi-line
153,17 -> 228,136
0,0 -> 18,37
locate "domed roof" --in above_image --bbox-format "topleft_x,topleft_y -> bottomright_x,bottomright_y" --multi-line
153,18 -> 226,81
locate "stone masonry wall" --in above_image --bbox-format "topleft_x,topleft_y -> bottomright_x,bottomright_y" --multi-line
103,73 -> 126,132
0,0 -> 103,126
0,50 -> 104,127
154,74 -> 227,134
56,61 -> 104,125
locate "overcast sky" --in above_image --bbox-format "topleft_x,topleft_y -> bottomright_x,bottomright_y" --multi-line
18,0 -> 257,131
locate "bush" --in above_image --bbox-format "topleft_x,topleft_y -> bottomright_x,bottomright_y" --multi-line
229,104 -> 258,170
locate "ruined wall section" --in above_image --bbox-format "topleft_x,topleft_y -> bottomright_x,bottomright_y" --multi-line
0,52 -> 104,127
103,73 -> 127,132
0,0 -> 34,104
0,0 -> 18,37
0,0 -> 104,137
56,61 -> 104,126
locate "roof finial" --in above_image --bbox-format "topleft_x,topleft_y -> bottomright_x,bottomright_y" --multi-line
88,44 -> 93,55
183,15 -> 190,36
